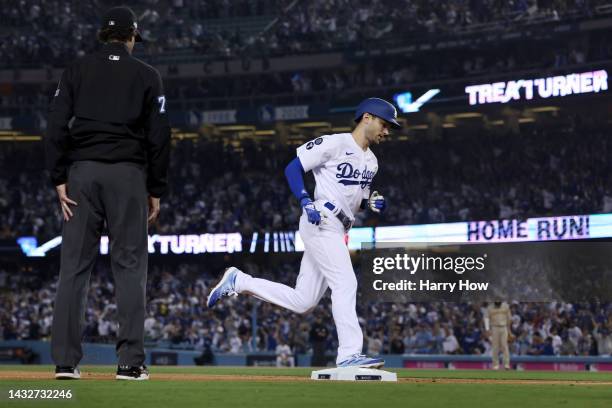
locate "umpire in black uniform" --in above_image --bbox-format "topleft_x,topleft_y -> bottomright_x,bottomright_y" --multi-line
45,7 -> 170,380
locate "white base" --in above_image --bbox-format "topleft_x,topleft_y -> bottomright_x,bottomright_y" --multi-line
116,374 -> 150,381
311,367 -> 397,382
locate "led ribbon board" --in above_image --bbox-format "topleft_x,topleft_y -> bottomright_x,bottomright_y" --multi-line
465,70 -> 608,105
17,213 -> 612,256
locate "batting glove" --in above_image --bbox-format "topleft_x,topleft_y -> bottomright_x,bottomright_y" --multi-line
368,191 -> 386,213
301,197 -> 321,225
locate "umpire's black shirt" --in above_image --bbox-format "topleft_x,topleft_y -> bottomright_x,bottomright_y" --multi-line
45,42 -> 171,197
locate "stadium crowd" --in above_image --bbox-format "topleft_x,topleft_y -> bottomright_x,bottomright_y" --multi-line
3,26 -> 609,119
165,33 -> 600,110
0,0 -> 289,68
1,123 -> 611,242
269,0 -> 610,54
2,0 -> 610,68
3,0 -> 612,369
2,122 -> 611,358
3,0 -> 610,118
1,121 -> 612,355
2,260 -> 612,357
0,44 -> 588,117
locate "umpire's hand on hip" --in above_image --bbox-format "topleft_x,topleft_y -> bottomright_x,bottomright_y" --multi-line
300,197 -> 321,225
148,195 -> 160,225
55,184 -> 78,221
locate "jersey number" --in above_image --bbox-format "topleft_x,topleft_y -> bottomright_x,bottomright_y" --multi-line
306,137 -> 323,150
157,96 -> 166,113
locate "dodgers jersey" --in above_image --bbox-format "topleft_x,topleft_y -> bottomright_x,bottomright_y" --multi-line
296,133 -> 378,221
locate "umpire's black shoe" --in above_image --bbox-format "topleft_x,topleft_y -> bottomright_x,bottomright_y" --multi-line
55,366 -> 81,380
116,365 -> 150,381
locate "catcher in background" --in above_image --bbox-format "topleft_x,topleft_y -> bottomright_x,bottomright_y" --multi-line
484,301 -> 514,370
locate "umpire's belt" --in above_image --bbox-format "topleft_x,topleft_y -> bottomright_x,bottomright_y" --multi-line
324,202 -> 353,231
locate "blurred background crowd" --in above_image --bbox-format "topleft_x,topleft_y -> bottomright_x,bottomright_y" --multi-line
1,122 -> 611,242
2,0 -> 611,68
3,30 -> 610,117
2,260 -> 612,357
1,0 -> 612,362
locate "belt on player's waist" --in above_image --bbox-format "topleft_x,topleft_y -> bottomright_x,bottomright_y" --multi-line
323,202 -> 353,231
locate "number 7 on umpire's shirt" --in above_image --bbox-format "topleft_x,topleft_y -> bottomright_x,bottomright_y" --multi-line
46,37 -> 171,372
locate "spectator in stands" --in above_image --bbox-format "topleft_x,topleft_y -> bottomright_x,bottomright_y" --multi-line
275,340 -> 295,367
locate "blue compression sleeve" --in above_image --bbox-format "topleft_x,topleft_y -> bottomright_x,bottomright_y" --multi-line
285,157 -> 310,204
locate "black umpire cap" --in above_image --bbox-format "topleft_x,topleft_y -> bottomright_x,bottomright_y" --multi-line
102,6 -> 143,42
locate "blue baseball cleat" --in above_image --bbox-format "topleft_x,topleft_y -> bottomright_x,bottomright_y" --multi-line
207,267 -> 238,308
337,354 -> 385,369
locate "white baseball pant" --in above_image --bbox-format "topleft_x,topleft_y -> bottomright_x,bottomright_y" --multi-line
234,204 -> 363,364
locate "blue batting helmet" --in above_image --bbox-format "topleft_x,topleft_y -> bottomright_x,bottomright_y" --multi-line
354,98 -> 401,128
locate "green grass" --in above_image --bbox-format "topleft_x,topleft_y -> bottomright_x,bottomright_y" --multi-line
3,365 -> 612,381
1,366 -> 611,408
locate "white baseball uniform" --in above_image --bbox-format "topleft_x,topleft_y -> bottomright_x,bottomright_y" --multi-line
234,133 -> 378,363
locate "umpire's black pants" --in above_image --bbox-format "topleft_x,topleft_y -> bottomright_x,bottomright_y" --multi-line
51,161 -> 148,367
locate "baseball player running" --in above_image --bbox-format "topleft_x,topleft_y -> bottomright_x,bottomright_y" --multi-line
207,98 -> 401,368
